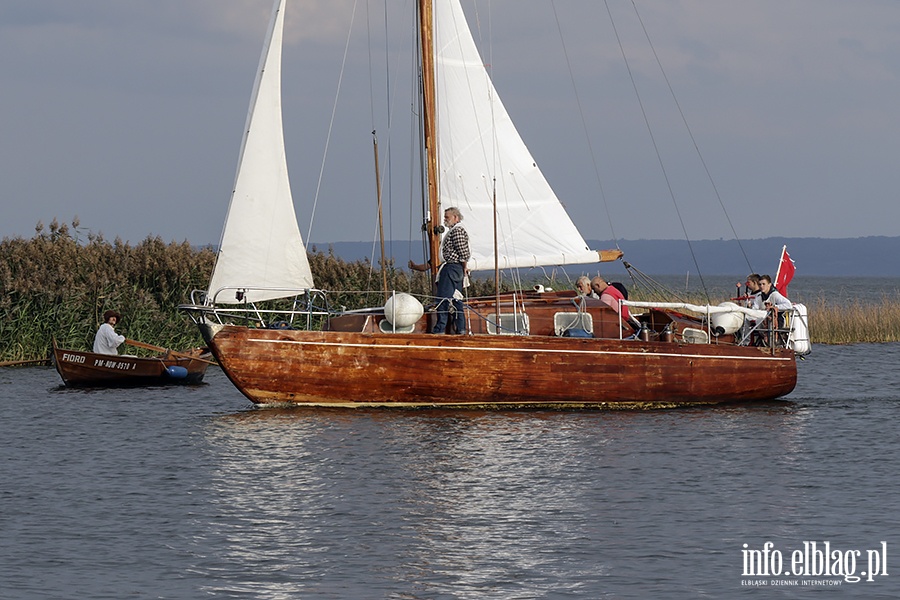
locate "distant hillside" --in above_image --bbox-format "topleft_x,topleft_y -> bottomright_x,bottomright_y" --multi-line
590,237 -> 900,277
311,236 -> 900,278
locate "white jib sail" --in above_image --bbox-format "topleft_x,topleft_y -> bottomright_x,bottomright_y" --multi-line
206,0 -> 313,305
433,1 -> 601,271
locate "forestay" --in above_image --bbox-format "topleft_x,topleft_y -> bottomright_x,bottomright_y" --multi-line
206,0 -> 313,305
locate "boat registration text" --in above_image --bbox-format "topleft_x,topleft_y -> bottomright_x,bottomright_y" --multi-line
93,358 -> 137,371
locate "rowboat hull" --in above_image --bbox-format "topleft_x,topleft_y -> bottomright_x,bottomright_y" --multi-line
201,323 -> 797,408
52,343 -> 212,387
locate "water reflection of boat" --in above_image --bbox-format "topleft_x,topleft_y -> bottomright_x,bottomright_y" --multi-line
52,339 -> 212,387
181,0 -> 799,408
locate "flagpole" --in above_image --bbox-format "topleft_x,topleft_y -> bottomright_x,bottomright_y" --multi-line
775,245 -> 787,285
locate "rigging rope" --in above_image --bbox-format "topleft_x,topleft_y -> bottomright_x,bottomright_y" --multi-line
471,0 -> 527,314
603,0 -> 712,302
550,0 -> 618,248
623,261 -> 695,304
307,0 -> 360,251
628,0 -> 754,276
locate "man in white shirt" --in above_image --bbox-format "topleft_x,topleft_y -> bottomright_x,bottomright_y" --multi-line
93,310 -> 125,355
757,275 -> 792,311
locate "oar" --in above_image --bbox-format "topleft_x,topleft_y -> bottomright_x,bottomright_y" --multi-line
0,358 -> 50,367
124,339 -> 218,366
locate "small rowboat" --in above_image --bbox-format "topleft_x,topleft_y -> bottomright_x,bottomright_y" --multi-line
52,339 -> 213,387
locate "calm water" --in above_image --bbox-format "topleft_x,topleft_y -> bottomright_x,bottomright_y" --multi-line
2,344 -> 899,599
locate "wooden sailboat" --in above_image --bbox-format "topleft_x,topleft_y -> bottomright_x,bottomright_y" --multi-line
181,0 -> 801,408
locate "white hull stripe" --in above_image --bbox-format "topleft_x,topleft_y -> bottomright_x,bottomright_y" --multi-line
243,336 -> 792,363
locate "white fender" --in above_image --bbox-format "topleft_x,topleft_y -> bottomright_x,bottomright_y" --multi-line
383,292 -> 424,328
789,303 -> 811,355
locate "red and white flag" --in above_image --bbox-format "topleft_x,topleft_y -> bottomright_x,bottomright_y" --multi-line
774,245 -> 795,297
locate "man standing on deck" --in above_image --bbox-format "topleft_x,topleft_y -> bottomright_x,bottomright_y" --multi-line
432,207 -> 470,334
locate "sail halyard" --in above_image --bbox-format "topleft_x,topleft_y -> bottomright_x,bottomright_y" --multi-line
431,0 -> 605,271
205,0 -> 313,305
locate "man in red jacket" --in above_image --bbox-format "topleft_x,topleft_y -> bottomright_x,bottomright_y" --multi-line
591,276 -> 641,334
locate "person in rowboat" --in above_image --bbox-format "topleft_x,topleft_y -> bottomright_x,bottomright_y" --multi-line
93,310 -> 125,355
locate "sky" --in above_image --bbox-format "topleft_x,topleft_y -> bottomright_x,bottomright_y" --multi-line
2,0 -> 899,249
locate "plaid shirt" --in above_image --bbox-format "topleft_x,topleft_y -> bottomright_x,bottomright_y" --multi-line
440,224 -> 470,265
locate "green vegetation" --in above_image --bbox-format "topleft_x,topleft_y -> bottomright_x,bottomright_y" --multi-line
806,297 -> 900,344
1,220 -> 215,361
2,220 -> 898,362
0,220 -> 502,362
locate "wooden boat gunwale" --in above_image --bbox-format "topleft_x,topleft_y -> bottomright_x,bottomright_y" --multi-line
194,304 -> 797,408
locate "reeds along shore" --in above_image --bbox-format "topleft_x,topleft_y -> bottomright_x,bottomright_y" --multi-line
805,296 -> 900,344
2,220 -> 899,362
1,220 -> 216,362
0,220 -> 496,362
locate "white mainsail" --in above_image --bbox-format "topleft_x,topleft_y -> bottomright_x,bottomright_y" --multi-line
432,1 -> 601,271
206,0 -> 313,305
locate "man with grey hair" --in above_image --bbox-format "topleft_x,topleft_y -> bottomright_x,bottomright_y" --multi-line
432,207 -> 470,334
576,276 -> 595,298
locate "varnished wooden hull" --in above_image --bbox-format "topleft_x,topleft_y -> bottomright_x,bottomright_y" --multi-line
53,344 -> 212,387
201,324 -> 797,408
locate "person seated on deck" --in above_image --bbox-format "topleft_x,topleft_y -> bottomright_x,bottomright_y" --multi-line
744,274 -> 762,308
590,276 -> 641,334
93,310 -> 125,355
575,276 -> 596,298
752,274 -> 793,346
611,281 -> 629,300
739,273 -> 763,343
758,274 -> 792,321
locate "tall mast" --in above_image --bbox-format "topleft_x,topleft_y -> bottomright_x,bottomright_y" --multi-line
418,0 -> 441,281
